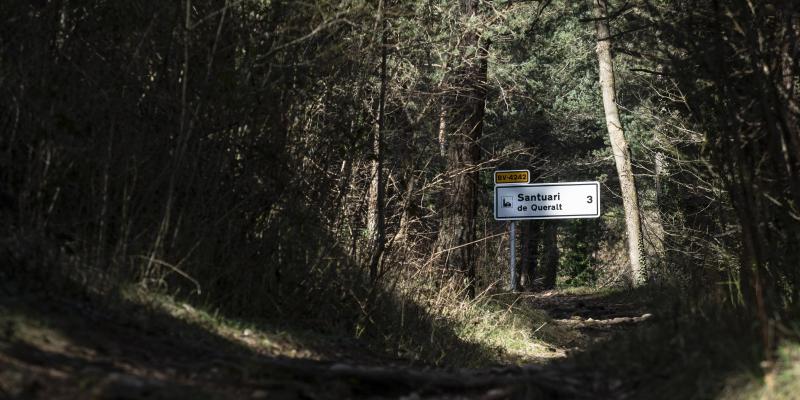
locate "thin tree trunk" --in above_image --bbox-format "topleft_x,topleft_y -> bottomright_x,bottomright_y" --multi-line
520,221 -> 540,290
592,0 -> 646,286
541,222 -> 559,290
394,102 -> 422,244
438,104 -> 447,157
367,7 -> 388,282
395,174 -> 417,242
647,150 -> 666,275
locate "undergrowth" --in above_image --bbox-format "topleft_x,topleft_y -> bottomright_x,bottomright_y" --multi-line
560,289 -> 800,400
128,277 -> 569,368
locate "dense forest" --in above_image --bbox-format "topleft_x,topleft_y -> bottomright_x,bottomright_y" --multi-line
1,1 -> 799,399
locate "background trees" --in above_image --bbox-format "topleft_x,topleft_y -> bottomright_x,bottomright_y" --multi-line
635,2 -> 800,352
1,0 -> 798,355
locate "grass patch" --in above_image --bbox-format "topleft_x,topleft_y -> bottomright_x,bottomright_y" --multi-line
717,324 -> 800,400
770,338 -> 800,398
121,281 -> 576,368
560,301 -> 800,399
444,293 -> 567,364
119,285 -> 388,363
555,285 -> 619,297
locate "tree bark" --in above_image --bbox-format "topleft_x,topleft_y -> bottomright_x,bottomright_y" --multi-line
646,150 -> 666,276
592,0 -> 646,286
435,0 -> 487,299
520,221 -> 540,290
438,104 -> 447,157
541,222 -> 559,290
367,5 -> 388,281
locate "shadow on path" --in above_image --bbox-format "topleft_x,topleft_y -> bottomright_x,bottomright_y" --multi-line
0,285 -> 771,399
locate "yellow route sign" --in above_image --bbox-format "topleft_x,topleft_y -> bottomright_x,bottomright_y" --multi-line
494,170 -> 530,185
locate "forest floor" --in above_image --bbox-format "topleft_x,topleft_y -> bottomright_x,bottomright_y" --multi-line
0,284 -> 789,399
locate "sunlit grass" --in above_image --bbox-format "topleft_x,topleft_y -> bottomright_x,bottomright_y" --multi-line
716,338 -> 800,400
119,285 -> 328,360
119,281 -> 577,368
771,340 -> 800,398
447,294 -> 566,364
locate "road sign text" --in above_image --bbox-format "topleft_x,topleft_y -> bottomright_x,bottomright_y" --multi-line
494,182 -> 600,220
494,170 -> 530,184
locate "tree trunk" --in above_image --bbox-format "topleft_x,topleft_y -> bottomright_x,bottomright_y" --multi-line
367,6 -> 388,281
438,104 -> 447,157
644,150 -> 666,279
541,222 -> 559,290
520,221 -> 540,290
435,0 -> 487,299
394,173 -> 416,243
592,0 -> 646,286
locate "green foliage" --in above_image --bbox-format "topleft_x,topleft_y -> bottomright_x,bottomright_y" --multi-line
2,2 -> 798,390
558,220 -> 599,287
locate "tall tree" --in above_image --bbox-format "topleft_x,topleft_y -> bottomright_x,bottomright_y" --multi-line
520,221 -> 540,290
367,1 -> 389,281
541,222 -> 559,290
435,0 -> 488,298
592,0 -> 645,285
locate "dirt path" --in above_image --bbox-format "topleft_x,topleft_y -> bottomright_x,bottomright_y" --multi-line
0,290 -> 654,399
528,290 -> 653,352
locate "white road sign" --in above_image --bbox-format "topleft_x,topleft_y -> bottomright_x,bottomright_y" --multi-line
494,181 -> 600,220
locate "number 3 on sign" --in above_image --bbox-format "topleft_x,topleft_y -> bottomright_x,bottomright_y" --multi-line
587,196 -> 593,203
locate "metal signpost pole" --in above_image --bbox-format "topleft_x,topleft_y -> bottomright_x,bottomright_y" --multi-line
494,170 -> 530,293
509,221 -> 517,291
